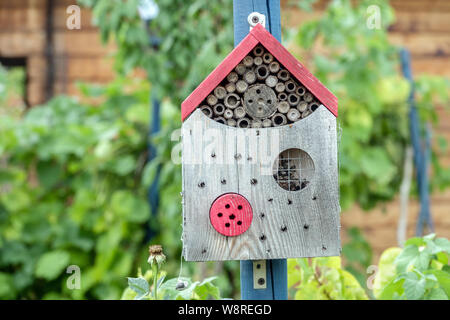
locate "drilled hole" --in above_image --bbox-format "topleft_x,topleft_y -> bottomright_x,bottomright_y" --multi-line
225,204 -> 230,209
225,223 -> 230,228
256,89 -> 261,94
229,214 -> 236,220
260,235 -> 266,241
237,205 -> 243,210
237,221 -> 242,225
217,213 -> 223,217
274,116 -> 283,125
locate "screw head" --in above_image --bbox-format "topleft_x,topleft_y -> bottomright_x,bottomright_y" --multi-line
258,278 -> 265,285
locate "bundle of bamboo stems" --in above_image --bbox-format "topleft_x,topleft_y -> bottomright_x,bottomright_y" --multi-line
200,45 -> 322,128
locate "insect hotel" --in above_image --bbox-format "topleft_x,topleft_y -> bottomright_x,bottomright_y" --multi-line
181,23 -> 340,262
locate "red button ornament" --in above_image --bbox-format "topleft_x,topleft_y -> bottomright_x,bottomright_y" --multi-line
209,193 -> 253,236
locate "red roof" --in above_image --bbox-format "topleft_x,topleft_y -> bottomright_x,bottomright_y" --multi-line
181,24 -> 338,121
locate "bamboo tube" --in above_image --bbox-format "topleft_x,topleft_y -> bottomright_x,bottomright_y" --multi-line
278,92 -> 287,101
277,69 -> 290,81
297,101 -> 308,112
224,93 -> 240,109
304,92 -> 313,102
227,119 -> 237,127
214,116 -> 226,124
287,108 -> 301,122
269,61 -> 280,73
213,103 -> 225,116
256,65 -> 269,80
308,101 -> 320,112
200,105 -> 213,118
288,93 -> 300,106
285,80 -> 297,93
262,119 -> 272,128
207,94 -> 218,106
225,82 -> 236,93
243,70 -> 256,84
263,53 -> 273,64
223,108 -> 234,119
296,86 -> 306,96
275,82 -> 285,93
251,120 -> 262,128
277,101 -> 290,114
253,45 -> 264,56
265,75 -> 278,88
254,56 -> 263,66
227,72 -> 238,83
236,80 -> 248,93
235,63 -> 246,75
234,106 -> 246,119
243,56 -> 254,67
301,109 -> 312,118
271,113 -> 287,126
237,118 -> 251,128
214,86 -> 227,99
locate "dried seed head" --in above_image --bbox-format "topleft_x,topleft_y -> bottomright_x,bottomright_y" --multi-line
148,245 -> 166,267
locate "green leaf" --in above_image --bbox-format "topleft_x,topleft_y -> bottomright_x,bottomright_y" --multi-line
426,288 -> 448,300
127,277 -> 149,300
395,245 -> 431,273
427,269 -> 450,297
35,250 -> 70,281
402,272 -> 426,300
373,247 -> 402,299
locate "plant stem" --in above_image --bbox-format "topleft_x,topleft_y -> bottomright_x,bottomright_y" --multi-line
152,264 -> 158,300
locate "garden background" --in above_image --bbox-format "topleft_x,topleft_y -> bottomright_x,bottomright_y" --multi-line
0,0 -> 449,300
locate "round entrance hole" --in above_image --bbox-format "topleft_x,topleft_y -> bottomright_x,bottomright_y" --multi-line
272,148 -> 315,191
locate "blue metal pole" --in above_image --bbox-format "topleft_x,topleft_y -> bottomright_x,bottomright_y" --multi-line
399,48 -> 434,236
234,0 -> 287,300
146,95 -> 161,241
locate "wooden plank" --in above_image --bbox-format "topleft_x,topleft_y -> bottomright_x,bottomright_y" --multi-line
390,11 -> 450,33
389,32 -> 450,57
182,105 -> 340,260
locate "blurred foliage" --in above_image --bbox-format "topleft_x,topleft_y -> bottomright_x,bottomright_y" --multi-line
78,0 -> 234,104
0,64 -> 26,117
123,271 -> 221,300
373,234 -> 450,300
291,0 -> 450,210
288,256 -> 368,300
341,227 -> 373,288
0,77 -> 154,299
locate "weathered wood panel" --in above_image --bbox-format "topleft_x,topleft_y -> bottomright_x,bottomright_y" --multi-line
182,105 -> 340,261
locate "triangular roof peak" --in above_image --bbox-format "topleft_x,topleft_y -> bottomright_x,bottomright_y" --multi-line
181,24 -> 337,121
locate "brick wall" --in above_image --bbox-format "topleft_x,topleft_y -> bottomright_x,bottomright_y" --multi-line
0,0 -> 115,106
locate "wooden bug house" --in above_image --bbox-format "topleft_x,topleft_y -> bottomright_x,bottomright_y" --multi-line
181,24 -> 340,261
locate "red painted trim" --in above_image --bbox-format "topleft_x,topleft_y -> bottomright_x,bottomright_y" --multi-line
181,24 -> 338,121
251,24 -> 338,117
181,33 -> 259,121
